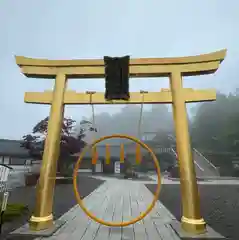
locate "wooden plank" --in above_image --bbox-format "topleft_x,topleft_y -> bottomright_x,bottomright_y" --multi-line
58,182 -> 109,223
137,185 -> 161,239
39,181 -> 182,240
139,185 -> 180,240
130,183 -> 148,240
24,89 -> 216,105
15,49 -> 226,67
121,184 -> 135,240
154,221 -> 181,240
108,189 -> 124,240
53,182 -> 110,240
94,181 -> 137,240
58,183 -> 108,238
140,185 -> 176,223
19,61 -> 220,78
94,182 -> 119,240
79,193 -> 111,240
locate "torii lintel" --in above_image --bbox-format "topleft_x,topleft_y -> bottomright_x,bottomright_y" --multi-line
15,49 -> 226,79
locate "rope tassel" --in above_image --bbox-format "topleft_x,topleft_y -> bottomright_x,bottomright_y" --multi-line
105,144 -> 111,165
91,146 -> 98,165
135,143 -> 141,165
120,144 -> 124,163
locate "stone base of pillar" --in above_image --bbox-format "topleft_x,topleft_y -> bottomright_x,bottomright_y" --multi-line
170,220 -> 225,239
9,220 -> 66,238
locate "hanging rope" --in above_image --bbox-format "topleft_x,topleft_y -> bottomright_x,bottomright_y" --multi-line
135,90 -> 148,165
137,90 -> 148,140
86,91 -> 98,165
85,91 -> 97,134
86,91 -> 96,132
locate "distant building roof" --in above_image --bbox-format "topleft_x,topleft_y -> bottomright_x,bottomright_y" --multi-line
0,139 -> 30,157
72,143 -> 170,158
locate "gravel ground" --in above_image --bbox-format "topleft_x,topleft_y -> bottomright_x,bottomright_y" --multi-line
146,184 -> 239,240
1,175 -> 104,239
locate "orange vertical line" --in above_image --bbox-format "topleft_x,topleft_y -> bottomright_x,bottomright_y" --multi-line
120,144 -> 125,163
91,146 -> 98,165
105,144 -> 110,165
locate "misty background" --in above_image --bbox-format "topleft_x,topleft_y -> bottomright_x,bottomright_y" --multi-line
73,105 -> 174,145
0,0 -> 239,141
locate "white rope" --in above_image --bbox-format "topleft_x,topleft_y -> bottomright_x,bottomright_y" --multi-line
87,91 -> 97,141
138,90 -> 148,140
91,104 -> 97,143
91,104 -> 96,130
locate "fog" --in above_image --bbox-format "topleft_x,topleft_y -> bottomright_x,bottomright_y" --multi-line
74,104 -> 174,145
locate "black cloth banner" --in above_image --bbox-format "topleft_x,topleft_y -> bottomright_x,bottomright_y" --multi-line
104,56 -> 130,100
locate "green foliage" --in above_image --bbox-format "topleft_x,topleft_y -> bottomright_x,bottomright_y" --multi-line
1,203 -> 28,222
191,90 -> 239,172
21,116 -> 86,176
191,91 -> 239,153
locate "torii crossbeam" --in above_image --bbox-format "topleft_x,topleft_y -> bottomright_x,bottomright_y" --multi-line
24,88 -> 216,105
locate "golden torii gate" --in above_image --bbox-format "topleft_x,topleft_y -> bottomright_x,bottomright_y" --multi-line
15,49 -> 226,234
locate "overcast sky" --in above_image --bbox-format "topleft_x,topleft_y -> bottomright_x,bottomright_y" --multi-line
0,0 -> 238,140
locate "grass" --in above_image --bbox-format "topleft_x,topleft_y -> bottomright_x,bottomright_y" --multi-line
1,203 -> 28,223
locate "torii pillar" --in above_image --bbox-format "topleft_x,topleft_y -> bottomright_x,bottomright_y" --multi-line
15,49 -> 226,234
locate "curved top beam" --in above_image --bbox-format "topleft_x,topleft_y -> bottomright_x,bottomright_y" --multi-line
15,49 -> 227,67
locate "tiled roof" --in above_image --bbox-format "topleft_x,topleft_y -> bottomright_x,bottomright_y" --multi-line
72,143 -> 169,158
72,145 -> 126,158
0,139 -> 29,157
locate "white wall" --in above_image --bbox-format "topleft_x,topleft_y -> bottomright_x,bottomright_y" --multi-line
10,165 -> 31,172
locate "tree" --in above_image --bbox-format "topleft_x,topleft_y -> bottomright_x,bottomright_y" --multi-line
191,92 -> 239,152
21,134 -> 42,159
21,117 -> 86,175
32,117 -> 76,136
190,91 -> 239,175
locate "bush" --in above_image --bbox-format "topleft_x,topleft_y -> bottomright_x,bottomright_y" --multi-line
124,169 -> 138,179
169,165 -> 180,178
1,203 -> 28,222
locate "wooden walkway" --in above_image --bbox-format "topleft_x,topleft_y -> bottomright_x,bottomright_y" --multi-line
37,179 -> 180,240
